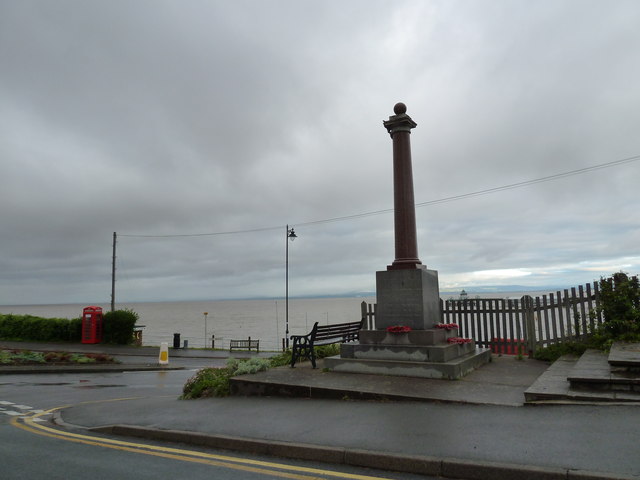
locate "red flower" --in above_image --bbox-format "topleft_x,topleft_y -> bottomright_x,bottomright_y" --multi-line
386,325 -> 412,334
447,337 -> 473,345
435,323 -> 459,331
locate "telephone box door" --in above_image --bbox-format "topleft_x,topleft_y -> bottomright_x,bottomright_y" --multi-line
81,306 -> 103,344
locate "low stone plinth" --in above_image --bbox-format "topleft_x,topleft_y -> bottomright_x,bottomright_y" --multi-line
359,328 -> 457,346
326,326 -> 490,380
324,348 -> 492,380
341,341 -> 476,363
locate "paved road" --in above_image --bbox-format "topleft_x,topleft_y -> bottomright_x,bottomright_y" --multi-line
62,393 -> 640,477
2,341 -> 640,479
0,367 -> 429,480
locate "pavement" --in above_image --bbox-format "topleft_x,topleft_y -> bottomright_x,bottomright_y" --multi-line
2,340 -> 640,480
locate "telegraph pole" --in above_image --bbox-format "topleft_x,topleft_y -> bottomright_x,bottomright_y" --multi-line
111,232 -> 116,312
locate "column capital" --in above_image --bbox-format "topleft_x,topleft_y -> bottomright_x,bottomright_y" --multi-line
383,102 -> 417,136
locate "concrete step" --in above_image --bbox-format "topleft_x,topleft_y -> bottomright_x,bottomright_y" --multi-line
608,342 -> 640,368
525,352 -> 640,404
569,349 -> 640,394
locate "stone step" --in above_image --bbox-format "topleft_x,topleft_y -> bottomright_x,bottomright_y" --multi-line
323,348 -> 491,380
608,342 -> 640,369
568,349 -> 640,394
340,340 -> 476,363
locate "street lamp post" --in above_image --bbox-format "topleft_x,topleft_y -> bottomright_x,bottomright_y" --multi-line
285,225 -> 297,349
203,312 -> 208,349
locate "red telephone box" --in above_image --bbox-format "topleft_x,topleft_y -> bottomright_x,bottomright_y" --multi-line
81,306 -> 103,344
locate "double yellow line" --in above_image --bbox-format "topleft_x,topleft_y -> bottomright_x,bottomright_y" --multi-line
11,404 -> 393,480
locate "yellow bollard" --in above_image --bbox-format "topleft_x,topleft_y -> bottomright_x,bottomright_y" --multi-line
158,342 -> 169,365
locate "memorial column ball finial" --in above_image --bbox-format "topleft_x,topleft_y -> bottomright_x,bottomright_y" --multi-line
394,102 -> 407,115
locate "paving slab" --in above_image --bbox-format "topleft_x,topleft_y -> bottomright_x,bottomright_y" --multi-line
232,354 -> 548,406
525,355 -> 576,402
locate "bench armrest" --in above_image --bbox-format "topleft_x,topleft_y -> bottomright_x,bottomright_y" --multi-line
290,333 -> 313,347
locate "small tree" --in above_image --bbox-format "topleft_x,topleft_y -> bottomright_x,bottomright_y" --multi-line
597,272 -> 640,339
102,309 -> 138,344
535,273 -> 640,361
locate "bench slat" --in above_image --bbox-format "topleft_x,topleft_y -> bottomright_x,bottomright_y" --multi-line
290,319 -> 363,368
229,338 -> 260,352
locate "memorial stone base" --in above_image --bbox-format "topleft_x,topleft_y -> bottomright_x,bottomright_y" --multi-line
323,267 -> 491,379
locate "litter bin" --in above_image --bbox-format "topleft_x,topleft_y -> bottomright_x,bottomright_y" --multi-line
173,333 -> 181,349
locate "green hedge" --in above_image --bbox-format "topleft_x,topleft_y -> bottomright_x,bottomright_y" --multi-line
103,309 -> 138,344
0,308 -> 138,344
0,314 -> 81,342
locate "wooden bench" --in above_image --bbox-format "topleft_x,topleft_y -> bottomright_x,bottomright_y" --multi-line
290,319 -> 364,368
229,337 -> 260,353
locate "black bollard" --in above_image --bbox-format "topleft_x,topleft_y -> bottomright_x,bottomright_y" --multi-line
173,333 -> 181,349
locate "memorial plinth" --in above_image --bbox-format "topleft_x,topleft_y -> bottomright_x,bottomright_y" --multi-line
375,267 -> 440,330
324,103 -> 490,379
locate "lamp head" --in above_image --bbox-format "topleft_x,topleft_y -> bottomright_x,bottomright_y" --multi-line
288,228 -> 297,241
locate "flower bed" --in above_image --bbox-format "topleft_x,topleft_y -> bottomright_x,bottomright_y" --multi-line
0,349 -> 116,365
447,337 -> 473,345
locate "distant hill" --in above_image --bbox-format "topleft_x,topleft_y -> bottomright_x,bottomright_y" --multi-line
285,285 -> 567,301
439,285 -> 565,296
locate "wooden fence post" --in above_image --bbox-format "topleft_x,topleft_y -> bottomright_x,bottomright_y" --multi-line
361,301 -> 376,330
521,295 -> 537,356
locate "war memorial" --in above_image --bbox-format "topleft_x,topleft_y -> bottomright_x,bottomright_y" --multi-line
324,103 -> 491,378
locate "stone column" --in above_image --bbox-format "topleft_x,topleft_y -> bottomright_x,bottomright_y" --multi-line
377,103 -> 440,330
383,102 -> 422,270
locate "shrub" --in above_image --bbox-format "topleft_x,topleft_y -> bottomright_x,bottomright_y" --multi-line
0,350 -> 12,364
596,272 -> 640,338
181,366 -> 233,399
228,357 -> 271,375
102,309 -> 138,344
315,343 -> 340,359
0,349 -> 115,365
6,350 -> 46,364
533,341 -> 589,362
181,344 -> 343,399
268,350 -> 293,368
0,314 -> 82,342
44,352 -> 71,362
534,272 -> 640,361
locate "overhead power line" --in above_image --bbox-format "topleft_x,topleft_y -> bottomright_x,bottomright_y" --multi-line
120,153 -> 640,238
119,225 -> 280,238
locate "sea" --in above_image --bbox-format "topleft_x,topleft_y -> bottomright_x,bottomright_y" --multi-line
0,297 -> 376,350
0,290 -> 553,351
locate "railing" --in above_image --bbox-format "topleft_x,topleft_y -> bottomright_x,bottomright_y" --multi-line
361,280 -> 607,355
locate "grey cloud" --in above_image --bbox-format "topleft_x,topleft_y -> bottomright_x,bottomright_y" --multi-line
1,0 -> 639,305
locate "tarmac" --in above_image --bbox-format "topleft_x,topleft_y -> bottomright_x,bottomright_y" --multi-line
2,340 -> 639,480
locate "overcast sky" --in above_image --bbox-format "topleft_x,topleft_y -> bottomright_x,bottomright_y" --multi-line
1,0 -> 639,305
